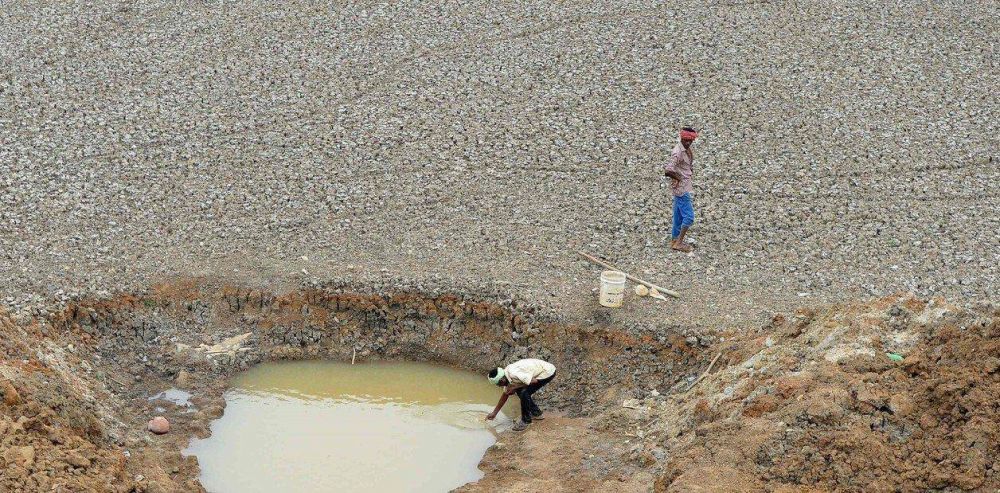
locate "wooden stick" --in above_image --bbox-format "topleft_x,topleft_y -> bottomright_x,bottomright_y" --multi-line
351,348 -> 356,365
685,352 -> 723,393
576,251 -> 680,298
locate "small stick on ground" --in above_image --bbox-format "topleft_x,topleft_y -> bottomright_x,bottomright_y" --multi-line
576,250 -> 680,298
685,352 -> 723,393
351,348 -> 356,365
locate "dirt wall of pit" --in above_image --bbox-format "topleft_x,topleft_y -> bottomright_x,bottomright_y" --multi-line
56,281 -> 700,412
2,280 -> 705,492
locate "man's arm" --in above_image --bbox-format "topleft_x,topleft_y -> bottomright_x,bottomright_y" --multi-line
486,385 -> 520,420
664,169 -> 683,182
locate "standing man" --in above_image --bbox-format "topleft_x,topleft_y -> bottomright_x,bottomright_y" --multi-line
485,358 -> 556,431
664,127 -> 698,252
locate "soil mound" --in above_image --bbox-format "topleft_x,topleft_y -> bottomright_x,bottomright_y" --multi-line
646,295 -> 999,492
0,310 -> 137,492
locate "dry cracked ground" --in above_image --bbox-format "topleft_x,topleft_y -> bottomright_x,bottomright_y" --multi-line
1,0 -> 998,492
1,0 -> 997,329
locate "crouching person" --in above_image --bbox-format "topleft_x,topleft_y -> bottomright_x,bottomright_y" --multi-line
485,358 -> 556,431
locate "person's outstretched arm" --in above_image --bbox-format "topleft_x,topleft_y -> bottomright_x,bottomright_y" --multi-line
486,385 -> 520,420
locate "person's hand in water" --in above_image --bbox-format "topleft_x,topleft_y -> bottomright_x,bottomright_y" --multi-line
485,412 -> 497,421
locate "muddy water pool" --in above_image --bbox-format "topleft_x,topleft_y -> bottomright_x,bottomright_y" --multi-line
184,361 -> 518,492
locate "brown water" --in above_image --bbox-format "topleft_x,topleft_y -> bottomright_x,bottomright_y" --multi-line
184,361 -> 519,493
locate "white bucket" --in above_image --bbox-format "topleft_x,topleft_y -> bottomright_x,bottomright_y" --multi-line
599,270 -> 627,308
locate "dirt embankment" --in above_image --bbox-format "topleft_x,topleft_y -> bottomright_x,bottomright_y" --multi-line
1,283 -> 996,492
0,313 -> 134,492
460,295 -> 998,493
642,295 -> 999,492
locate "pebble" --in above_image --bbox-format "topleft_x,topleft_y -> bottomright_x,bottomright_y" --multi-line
1,379 -> 21,405
65,452 -> 91,469
147,417 -> 170,435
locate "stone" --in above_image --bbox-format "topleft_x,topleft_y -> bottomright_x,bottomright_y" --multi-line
622,399 -> 644,410
174,370 -> 191,388
65,451 -> 91,469
889,394 -> 914,417
147,416 -> 170,435
1,379 -> 21,406
10,445 -> 35,468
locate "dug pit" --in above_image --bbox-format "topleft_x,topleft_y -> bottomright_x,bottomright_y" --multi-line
0,279 -> 697,492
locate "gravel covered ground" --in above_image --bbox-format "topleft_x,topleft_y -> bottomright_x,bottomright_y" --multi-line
2,0 -> 997,330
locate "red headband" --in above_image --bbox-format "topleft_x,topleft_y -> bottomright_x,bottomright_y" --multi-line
680,129 -> 698,140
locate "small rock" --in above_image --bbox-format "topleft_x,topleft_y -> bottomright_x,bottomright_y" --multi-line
889,394 -> 914,417
66,451 -> 91,468
175,370 -> 191,387
622,399 -> 644,410
9,445 -> 35,468
147,416 -> 170,435
1,379 -> 20,405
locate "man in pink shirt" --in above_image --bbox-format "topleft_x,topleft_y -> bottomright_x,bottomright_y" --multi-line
664,127 -> 698,252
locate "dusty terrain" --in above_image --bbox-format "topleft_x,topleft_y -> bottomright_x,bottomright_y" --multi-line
1,0 -> 997,333
1,0 -> 998,492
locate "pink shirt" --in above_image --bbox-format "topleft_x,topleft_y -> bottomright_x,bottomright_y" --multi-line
665,143 -> 694,197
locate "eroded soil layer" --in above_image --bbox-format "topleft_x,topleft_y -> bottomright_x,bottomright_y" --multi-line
0,282 -> 996,492
646,296 -> 999,492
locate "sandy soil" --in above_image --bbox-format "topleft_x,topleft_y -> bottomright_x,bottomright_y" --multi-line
651,294 -> 999,492
461,416 -> 656,493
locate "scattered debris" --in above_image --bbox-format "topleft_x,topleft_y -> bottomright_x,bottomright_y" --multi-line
683,352 -> 723,393
577,251 -> 680,299
648,288 -> 668,302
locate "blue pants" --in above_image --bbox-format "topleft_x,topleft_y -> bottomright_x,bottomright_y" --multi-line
671,193 -> 695,239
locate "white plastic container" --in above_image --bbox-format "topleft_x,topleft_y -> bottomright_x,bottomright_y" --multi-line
599,270 -> 627,308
